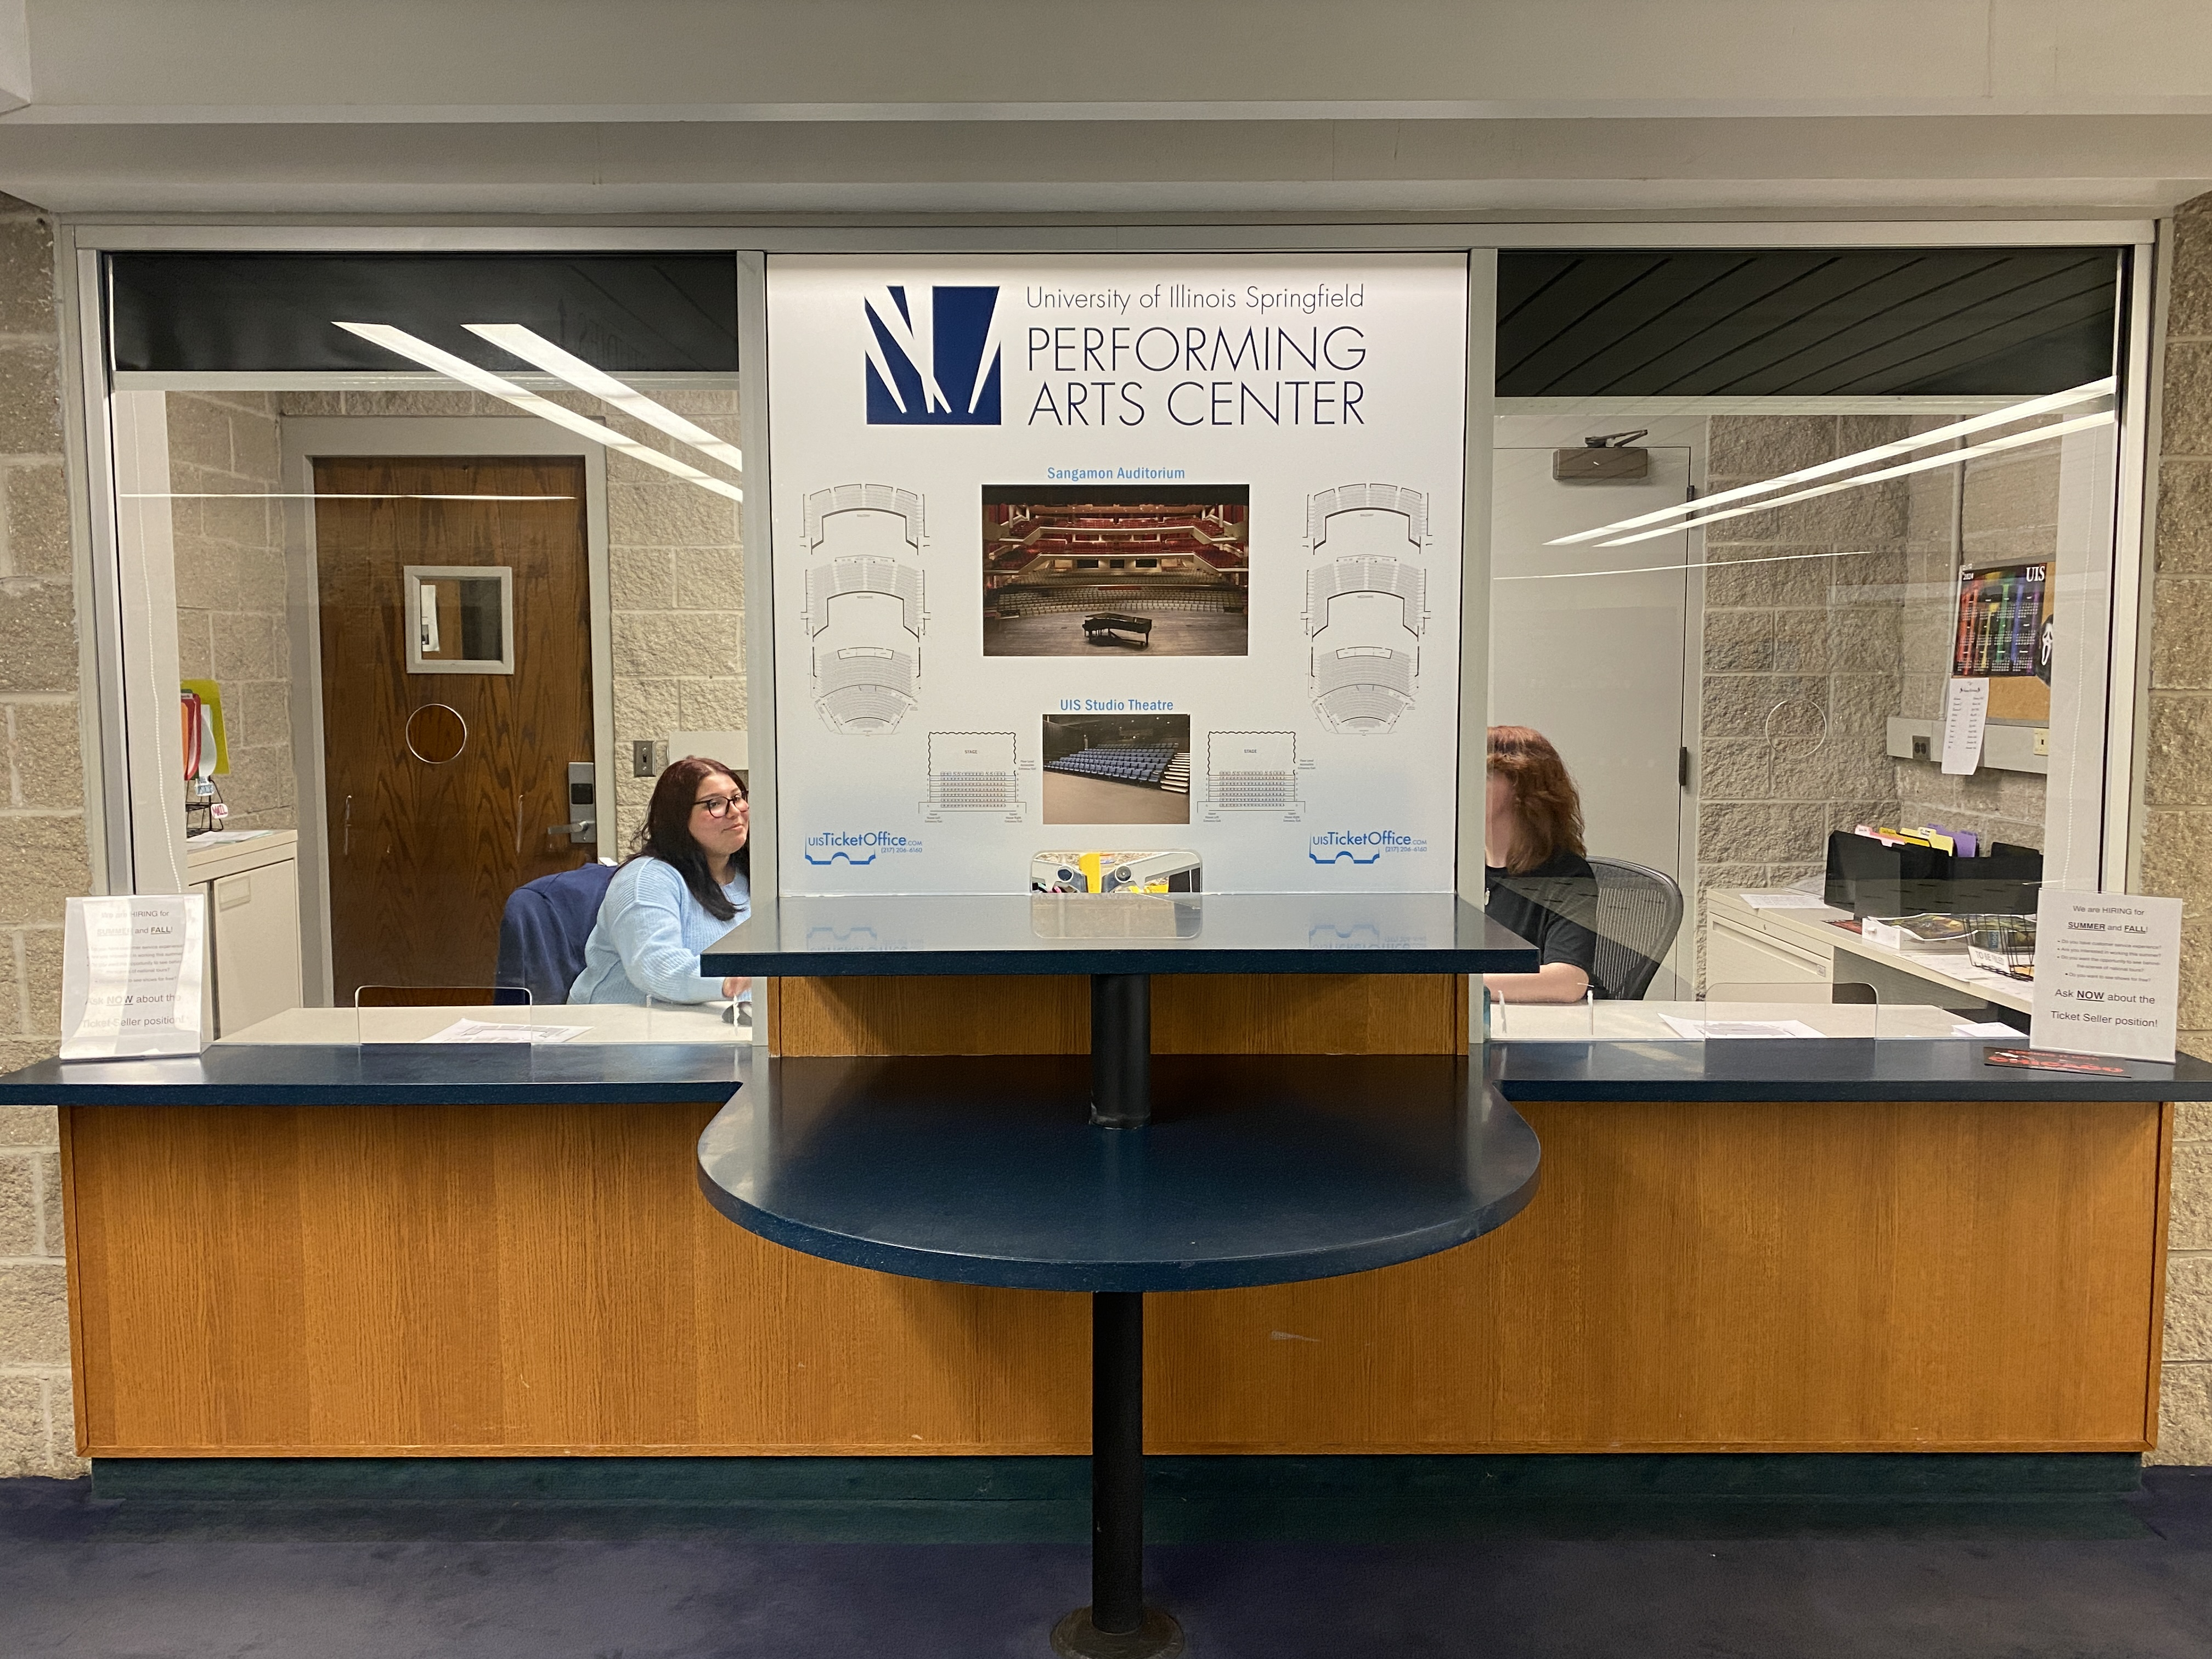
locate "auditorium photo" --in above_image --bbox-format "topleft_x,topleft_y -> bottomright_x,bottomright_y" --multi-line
981,484 -> 1250,656
1041,714 -> 1192,824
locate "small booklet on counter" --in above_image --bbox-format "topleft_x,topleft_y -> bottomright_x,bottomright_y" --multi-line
1982,1047 -> 2131,1077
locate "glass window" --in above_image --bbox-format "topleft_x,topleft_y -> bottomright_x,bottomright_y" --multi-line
105,252 -> 747,1036
1489,246 -> 2126,1030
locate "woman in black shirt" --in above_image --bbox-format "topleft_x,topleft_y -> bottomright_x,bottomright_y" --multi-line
1483,725 -> 1603,1004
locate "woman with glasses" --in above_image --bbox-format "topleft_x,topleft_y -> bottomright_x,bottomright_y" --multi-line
568,755 -> 754,1007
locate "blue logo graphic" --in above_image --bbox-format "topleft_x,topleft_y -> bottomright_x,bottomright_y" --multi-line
804,828 -> 922,866
1308,830 -> 1425,866
864,285 -> 1002,425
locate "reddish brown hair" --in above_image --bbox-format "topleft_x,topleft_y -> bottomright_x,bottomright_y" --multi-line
630,755 -> 748,921
1487,726 -> 1585,874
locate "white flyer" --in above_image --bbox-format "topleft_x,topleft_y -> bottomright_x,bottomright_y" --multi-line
1660,1016 -> 1825,1040
2030,890 -> 2183,1062
59,894 -> 206,1060
420,1018 -> 587,1045
1940,676 -> 1989,775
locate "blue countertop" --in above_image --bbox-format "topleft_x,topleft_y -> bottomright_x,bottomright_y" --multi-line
700,893 -> 1541,978
695,1054 -> 1542,1292
1492,1037 -> 2212,1102
3,1035 -> 2205,1109
0,1042 -> 745,1106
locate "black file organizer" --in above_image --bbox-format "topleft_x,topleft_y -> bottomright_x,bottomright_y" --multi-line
1823,831 -> 2043,920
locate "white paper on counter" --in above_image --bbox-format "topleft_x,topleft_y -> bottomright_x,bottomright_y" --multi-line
1660,1017 -> 1825,1040
2030,889 -> 2183,1062
1739,891 -> 1835,910
1940,677 -> 1989,775
421,1018 -> 588,1045
59,894 -> 206,1060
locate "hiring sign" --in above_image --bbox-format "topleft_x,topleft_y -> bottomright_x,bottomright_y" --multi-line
59,894 -> 206,1060
765,253 -> 1471,898
2030,889 -> 2183,1063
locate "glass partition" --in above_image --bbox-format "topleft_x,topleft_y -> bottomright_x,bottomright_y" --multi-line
1487,246 -> 2130,1032
110,252 -> 748,1037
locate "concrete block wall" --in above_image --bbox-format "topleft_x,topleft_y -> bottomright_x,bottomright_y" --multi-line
1893,432 -> 2055,848
601,389 -> 745,854
0,195 -> 87,1476
167,390 -> 295,831
1696,414 -> 1909,986
2147,191 -> 2212,1462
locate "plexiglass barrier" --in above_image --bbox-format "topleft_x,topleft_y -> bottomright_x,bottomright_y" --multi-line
211,984 -> 753,1048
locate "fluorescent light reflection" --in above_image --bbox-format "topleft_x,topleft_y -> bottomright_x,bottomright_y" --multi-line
464,324 -> 743,473
1595,411 -> 2115,548
1545,377 -> 2115,548
122,492 -> 575,501
1500,548 -> 1871,583
334,324 -> 743,503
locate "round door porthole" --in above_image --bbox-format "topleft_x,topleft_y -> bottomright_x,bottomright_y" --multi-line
404,703 -> 468,765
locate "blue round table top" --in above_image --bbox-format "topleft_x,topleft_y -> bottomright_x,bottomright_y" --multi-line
695,1053 -> 1542,1293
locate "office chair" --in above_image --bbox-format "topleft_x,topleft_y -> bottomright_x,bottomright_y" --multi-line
495,861 -> 618,1008
1587,857 -> 1685,1001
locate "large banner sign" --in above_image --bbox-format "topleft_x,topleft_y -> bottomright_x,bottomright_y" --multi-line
766,253 -> 1469,896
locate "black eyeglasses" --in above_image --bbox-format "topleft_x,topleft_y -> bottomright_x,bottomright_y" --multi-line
693,793 -> 748,819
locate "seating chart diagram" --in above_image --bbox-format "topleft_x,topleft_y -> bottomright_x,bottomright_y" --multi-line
803,484 -> 928,733
1204,731 -> 1307,822
920,731 -> 1028,823
1303,484 -> 1429,733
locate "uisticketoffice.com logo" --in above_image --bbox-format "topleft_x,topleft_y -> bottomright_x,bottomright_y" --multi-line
803,828 -> 926,866
1308,828 -> 1426,866
864,284 -> 1003,425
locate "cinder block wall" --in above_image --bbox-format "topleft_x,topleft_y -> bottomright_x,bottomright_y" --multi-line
1695,414 -> 1909,992
167,390 -> 296,831
0,196 -> 87,1476
2146,191 -> 2212,1462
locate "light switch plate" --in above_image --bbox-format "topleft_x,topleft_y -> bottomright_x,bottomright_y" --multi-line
633,740 -> 658,777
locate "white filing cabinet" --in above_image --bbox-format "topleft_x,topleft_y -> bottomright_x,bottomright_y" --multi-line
185,831 -> 304,1039
1703,889 -> 1836,996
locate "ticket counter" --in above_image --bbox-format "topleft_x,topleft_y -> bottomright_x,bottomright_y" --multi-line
13,960 -> 2204,1464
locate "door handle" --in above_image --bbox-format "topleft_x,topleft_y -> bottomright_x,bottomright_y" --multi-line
552,761 -> 598,846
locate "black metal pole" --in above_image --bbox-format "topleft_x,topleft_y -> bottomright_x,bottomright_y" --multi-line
1090,973 -> 1151,1128
1091,1290 -> 1146,1635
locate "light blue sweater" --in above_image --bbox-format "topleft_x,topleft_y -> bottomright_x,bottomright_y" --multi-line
567,856 -> 751,1006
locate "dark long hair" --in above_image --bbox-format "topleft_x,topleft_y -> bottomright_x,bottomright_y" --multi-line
630,755 -> 748,922
1487,725 -> 1585,874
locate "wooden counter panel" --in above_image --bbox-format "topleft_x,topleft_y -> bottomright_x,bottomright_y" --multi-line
64,1096 -> 2165,1457
1152,1097 -> 2168,1451
771,973 -> 1466,1057
66,1102 -> 1086,1458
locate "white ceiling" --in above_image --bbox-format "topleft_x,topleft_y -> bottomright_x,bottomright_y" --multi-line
5,1 -> 2211,216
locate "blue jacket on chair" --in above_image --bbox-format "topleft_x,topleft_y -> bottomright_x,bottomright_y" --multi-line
496,862 -> 617,1010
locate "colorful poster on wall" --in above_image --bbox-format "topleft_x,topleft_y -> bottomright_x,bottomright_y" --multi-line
1951,560 -> 2053,723
765,254 -> 1471,896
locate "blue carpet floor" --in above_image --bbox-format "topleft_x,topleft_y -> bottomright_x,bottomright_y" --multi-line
4,1468 -> 2211,1658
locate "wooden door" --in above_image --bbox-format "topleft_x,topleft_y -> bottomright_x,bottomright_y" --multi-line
315,456 -> 593,995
